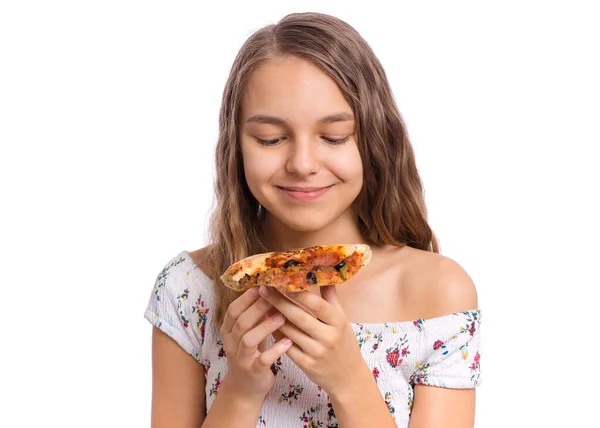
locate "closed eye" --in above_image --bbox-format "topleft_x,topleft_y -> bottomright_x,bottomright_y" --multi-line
255,136 -> 351,146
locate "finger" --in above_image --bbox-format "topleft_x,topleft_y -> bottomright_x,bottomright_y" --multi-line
282,342 -> 310,369
277,321 -> 317,353
221,287 -> 260,334
283,287 -> 340,326
258,337 -> 268,353
320,285 -> 345,313
230,297 -> 273,343
238,312 -> 286,358
256,337 -> 293,371
259,286 -> 324,338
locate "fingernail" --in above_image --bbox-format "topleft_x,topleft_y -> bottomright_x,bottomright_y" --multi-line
272,314 -> 283,324
282,338 -> 292,346
248,287 -> 259,296
259,286 -> 269,296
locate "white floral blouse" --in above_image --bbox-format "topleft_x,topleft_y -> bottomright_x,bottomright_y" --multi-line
144,251 -> 482,428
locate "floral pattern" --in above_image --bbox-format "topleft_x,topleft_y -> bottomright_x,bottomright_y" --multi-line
385,333 -> 410,368
373,367 -> 381,382
209,372 -> 222,397
279,384 -> 304,404
145,251 -> 483,428
384,392 -> 396,420
192,294 -> 209,342
216,339 -> 226,358
154,256 -> 186,301
300,404 -> 323,428
270,356 -> 283,376
412,362 -> 430,385
176,288 -> 190,328
326,402 -> 338,427
471,351 -> 481,383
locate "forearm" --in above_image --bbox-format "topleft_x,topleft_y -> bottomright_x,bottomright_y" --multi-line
202,375 -> 264,428
329,366 -> 397,428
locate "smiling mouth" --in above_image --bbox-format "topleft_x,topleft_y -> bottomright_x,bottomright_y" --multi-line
277,185 -> 334,201
278,185 -> 333,192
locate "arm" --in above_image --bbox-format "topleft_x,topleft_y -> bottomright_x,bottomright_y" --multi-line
151,327 -> 267,428
151,326 -> 206,428
407,255 -> 479,428
408,387 -> 475,428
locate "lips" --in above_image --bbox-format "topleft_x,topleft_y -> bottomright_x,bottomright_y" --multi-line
280,186 -> 331,192
278,185 -> 333,201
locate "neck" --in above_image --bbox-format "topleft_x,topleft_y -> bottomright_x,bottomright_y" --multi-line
263,208 -> 369,251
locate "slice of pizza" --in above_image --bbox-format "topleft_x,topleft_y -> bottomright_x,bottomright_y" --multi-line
220,244 -> 371,292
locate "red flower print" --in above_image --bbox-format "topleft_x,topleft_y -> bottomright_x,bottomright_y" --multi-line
413,318 -> 424,331
209,372 -> 222,396
474,352 -> 481,363
216,340 -> 226,358
373,367 -> 380,380
386,348 -> 402,368
469,322 -> 476,336
433,340 -> 444,350
401,347 -> 408,357
373,343 -> 379,351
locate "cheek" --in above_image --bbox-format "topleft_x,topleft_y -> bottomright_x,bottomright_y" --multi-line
331,146 -> 363,183
241,145 -> 279,191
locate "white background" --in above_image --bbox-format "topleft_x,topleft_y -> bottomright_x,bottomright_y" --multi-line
1,1 -> 598,426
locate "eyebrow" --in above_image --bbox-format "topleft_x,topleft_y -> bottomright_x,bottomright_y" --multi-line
245,112 -> 355,125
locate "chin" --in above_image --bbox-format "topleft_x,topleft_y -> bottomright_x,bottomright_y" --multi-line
275,210 -> 334,234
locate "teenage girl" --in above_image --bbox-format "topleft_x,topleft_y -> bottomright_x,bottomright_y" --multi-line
145,12 -> 482,428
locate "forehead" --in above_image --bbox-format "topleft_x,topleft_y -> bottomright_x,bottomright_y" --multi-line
241,56 -> 353,126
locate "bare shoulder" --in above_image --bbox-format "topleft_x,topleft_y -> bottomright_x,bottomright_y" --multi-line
403,247 -> 478,319
188,246 -> 213,279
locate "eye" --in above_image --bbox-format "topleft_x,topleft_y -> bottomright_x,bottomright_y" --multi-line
255,137 -> 283,146
323,136 -> 351,145
254,136 -> 351,146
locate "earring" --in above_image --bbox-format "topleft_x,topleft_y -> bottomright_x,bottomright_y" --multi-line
257,203 -> 264,219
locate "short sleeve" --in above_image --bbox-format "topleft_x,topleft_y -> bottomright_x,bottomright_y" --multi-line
144,252 -> 214,364
412,308 -> 482,389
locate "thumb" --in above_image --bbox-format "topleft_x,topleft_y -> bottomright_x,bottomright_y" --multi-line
321,285 -> 344,314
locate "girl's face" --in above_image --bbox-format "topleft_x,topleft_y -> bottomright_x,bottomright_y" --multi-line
240,55 -> 363,233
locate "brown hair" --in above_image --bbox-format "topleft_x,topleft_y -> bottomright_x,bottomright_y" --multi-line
197,12 -> 440,331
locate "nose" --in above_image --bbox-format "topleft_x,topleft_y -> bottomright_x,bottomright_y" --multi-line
285,137 -> 320,177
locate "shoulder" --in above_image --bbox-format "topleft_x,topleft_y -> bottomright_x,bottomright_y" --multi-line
188,246 -> 216,280
152,249 -> 215,302
403,247 -> 478,319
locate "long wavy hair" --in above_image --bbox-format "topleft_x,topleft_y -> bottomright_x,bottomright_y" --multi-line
197,12 -> 440,331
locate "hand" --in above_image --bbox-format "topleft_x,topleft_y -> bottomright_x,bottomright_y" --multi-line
219,287 -> 293,403
258,285 -> 368,399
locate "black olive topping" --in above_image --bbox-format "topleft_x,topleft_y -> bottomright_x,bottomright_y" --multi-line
333,260 -> 347,271
306,271 -> 317,285
284,259 -> 300,269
